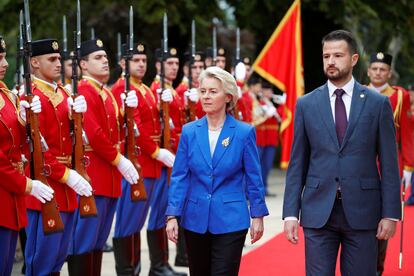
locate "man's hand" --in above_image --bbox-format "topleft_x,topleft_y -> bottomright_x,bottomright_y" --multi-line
376,218 -> 397,240
250,217 -> 264,244
284,220 -> 299,244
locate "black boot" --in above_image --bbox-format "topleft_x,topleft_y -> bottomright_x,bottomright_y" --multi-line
174,228 -> 188,267
67,252 -> 93,276
133,232 -> 141,276
113,236 -> 135,276
147,228 -> 187,276
92,250 -> 103,276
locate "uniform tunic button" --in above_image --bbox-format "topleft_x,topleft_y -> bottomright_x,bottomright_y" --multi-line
62,137 -> 66,141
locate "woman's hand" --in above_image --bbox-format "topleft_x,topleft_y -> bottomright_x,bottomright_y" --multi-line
166,217 -> 179,243
250,217 -> 264,244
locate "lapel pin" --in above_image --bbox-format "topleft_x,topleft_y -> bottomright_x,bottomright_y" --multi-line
360,94 -> 365,98
222,137 -> 230,147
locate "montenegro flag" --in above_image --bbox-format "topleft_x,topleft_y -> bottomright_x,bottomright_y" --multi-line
253,0 -> 304,169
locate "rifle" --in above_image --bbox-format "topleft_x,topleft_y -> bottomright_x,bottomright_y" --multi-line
186,20 -> 196,122
212,24 -> 217,66
15,11 -> 24,91
160,13 -> 171,153
61,15 -> 67,85
232,27 -> 242,120
71,0 -> 97,217
22,0 -> 64,234
124,6 -> 146,201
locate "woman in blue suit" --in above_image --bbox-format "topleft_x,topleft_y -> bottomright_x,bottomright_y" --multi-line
166,66 -> 269,276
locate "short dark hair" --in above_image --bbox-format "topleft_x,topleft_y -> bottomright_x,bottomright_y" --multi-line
322,30 -> 358,54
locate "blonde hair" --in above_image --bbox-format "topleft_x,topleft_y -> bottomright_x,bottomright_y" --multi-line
198,66 -> 239,110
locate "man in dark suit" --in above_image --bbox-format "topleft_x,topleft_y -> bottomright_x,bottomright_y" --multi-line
283,30 -> 401,275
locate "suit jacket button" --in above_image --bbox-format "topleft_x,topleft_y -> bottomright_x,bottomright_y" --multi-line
335,177 -> 339,182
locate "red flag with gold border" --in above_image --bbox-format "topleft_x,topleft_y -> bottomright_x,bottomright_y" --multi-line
253,0 -> 304,169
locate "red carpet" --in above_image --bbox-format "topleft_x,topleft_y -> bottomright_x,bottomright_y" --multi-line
240,206 -> 414,275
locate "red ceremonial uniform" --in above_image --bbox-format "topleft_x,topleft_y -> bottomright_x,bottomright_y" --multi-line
150,80 -> 185,151
372,84 -> 414,172
78,77 -> 123,197
175,77 -> 188,106
24,78 -> 77,212
0,81 -> 30,230
241,91 -> 254,124
112,77 -> 163,178
256,103 -> 282,147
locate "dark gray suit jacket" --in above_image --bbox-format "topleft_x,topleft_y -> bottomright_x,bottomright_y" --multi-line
283,81 -> 401,230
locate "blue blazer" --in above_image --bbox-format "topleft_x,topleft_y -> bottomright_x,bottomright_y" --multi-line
166,114 -> 269,234
283,81 -> 401,230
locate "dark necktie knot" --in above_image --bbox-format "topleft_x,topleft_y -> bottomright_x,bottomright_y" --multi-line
334,89 -> 345,98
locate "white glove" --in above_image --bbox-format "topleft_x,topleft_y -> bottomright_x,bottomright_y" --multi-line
66,169 -> 93,196
237,86 -> 242,98
403,170 -> 412,187
264,105 -> 277,117
117,155 -> 139,185
155,148 -> 175,168
184,88 -> 199,103
30,180 -> 54,203
272,93 -> 287,105
161,89 -> 173,103
125,90 -> 138,108
235,62 -> 247,81
20,95 -> 42,122
67,95 -> 87,113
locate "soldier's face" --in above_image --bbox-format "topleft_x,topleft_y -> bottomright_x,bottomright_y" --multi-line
191,61 -> 204,82
164,57 -> 179,81
216,57 -> 226,69
322,40 -> 358,82
0,53 -> 8,80
367,62 -> 392,87
129,54 -> 147,79
205,57 -> 213,67
81,50 -> 109,80
31,53 -> 61,82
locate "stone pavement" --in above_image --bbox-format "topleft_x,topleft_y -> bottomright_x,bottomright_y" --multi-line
12,169 -> 287,275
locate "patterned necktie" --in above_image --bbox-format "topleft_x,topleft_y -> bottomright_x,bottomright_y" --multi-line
334,89 -> 348,145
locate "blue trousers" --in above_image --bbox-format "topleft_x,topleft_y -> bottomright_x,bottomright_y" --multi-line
0,226 -> 18,276
303,199 -> 377,276
25,210 -> 74,276
258,146 -> 276,192
69,196 -> 117,255
114,168 -> 169,237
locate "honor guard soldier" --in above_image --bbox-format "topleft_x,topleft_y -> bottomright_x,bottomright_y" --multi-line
23,38 -> 92,276
204,47 -> 213,67
216,47 -> 226,70
255,81 -> 282,197
0,36 -> 53,276
67,38 -> 139,275
367,52 -> 414,276
148,48 -> 187,276
176,51 -> 205,121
